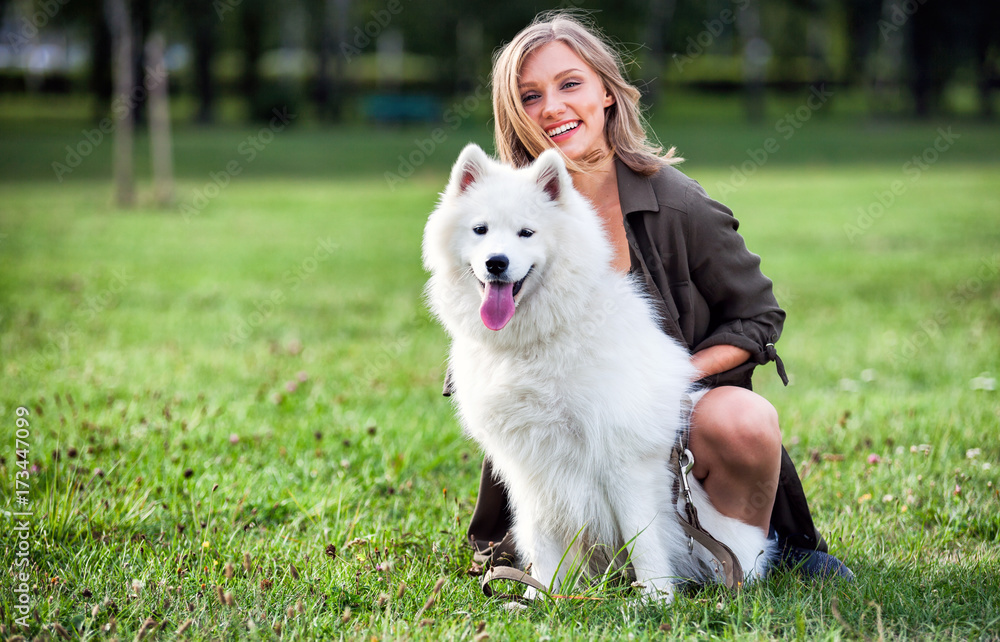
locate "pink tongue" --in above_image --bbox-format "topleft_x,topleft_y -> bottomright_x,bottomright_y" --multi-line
480,281 -> 516,331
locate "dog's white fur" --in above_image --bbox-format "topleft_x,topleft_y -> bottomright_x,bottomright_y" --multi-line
423,144 -> 773,601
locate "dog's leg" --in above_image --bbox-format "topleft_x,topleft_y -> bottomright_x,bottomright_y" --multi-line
516,522 -> 566,599
685,478 -> 775,582
624,516 -> 677,602
527,536 -> 566,599
617,468 -> 678,602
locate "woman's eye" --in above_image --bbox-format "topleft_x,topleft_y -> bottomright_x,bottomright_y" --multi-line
519,229 -> 534,238
473,225 -> 488,235
562,81 -> 580,90
521,92 -> 540,103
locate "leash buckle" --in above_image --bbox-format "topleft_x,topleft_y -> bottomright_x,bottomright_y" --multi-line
679,448 -> 695,500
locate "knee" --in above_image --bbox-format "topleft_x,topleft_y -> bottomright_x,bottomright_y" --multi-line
728,397 -> 782,465
695,390 -> 781,471
691,388 -> 781,476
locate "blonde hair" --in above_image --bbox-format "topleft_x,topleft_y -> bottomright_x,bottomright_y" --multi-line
491,11 -> 681,176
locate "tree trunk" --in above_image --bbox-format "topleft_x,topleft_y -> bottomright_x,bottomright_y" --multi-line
106,0 -> 135,208
146,33 -> 174,206
314,0 -> 331,119
90,0 -> 113,123
314,0 -> 348,122
642,0 -> 677,107
736,0 -> 768,124
242,0 -> 264,118
192,12 -> 215,124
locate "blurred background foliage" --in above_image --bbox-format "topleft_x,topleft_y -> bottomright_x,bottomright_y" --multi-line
1,0 -> 997,128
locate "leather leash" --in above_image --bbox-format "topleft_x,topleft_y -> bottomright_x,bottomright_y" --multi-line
671,393 -> 744,589
480,565 -> 549,601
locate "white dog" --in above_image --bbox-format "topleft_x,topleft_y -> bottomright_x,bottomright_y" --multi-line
423,144 -> 773,601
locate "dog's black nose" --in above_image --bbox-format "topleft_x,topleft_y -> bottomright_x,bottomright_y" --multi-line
486,255 -> 509,276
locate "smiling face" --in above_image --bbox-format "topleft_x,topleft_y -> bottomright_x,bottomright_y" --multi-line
518,41 -> 615,162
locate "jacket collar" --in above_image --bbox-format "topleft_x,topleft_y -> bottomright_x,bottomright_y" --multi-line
615,158 -> 658,215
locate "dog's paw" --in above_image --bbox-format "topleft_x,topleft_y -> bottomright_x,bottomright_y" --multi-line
632,580 -> 675,604
501,600 -> 529,613
523,586 -> 542,601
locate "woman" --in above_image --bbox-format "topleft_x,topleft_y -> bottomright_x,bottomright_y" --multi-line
462,11 -> 852,580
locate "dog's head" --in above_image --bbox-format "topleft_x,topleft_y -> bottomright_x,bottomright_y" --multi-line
423,144 -> 611,338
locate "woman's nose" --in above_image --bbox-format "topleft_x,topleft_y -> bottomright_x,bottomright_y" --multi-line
541,94 -> 565,120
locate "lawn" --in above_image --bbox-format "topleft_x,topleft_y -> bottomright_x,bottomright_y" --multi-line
1,105 -> 998,640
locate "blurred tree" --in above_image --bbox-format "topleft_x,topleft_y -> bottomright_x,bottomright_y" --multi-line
180,0 -> 217,124
241,0 -> 264,117
146,32 -> 174,205
903,0 -> 997,117
641,0 -> 679,106
908,0 -> 953,116
737,0 -> 767,122
841,0 -> 883,87
6,0 -> 995,122
237,0 -> 300,122
130,0 -> 151,125
89,0 -> 114,121
973,0 -> 999,118
106,0 -> 135,206
311,0 -> 350,121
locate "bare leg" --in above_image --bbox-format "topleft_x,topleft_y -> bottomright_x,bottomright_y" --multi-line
688,386 -> 782,535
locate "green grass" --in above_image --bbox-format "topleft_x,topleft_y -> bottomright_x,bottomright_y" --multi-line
1,107 -> 999,640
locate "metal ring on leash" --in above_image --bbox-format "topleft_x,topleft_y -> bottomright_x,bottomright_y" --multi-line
679,448 -> 695,551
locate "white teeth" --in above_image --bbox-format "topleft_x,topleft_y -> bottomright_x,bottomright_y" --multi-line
547,121 -> 580,137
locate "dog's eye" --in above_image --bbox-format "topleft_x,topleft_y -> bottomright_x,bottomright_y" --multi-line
518,229 -> 534,238
473,225 -> 488,235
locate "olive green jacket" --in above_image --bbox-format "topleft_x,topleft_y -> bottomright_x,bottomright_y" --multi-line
617,159 -> 787,390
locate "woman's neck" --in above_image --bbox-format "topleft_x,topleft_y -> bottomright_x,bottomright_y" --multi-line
571,158 -> 618,213
571,157 -> 632,273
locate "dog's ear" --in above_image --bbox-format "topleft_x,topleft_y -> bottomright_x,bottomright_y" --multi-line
533,149 -> 568,203
447,144 -> 490,196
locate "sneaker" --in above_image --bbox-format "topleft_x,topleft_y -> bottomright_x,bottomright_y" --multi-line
779,545 -> 855,581
769,527 -> 855,581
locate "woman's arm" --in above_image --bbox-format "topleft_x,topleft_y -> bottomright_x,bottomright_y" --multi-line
681,181 -> 785,360
691,344 -> 751,380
